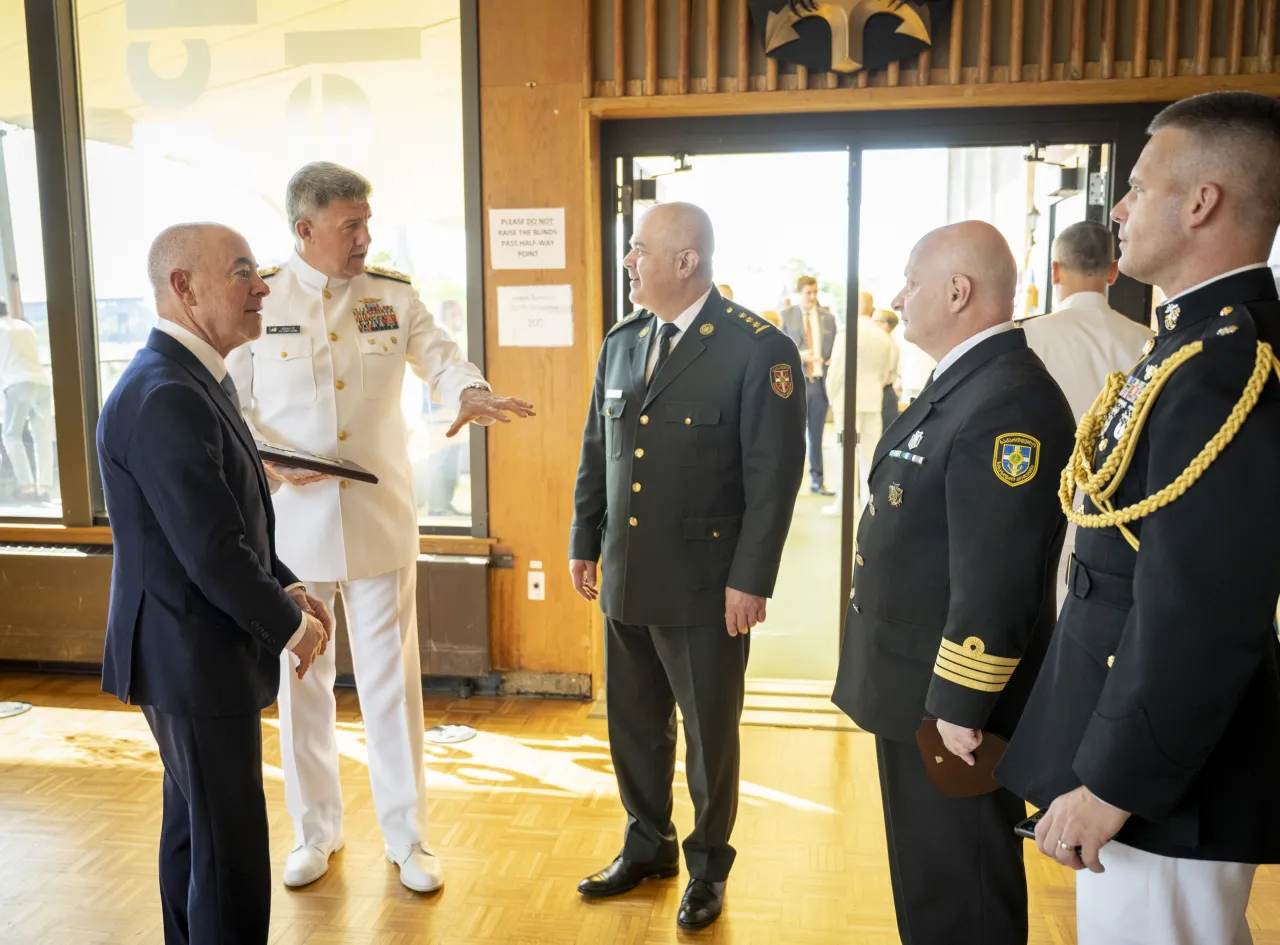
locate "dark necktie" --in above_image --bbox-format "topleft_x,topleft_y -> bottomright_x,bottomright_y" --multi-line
649,322 -> 679,387
219,373 -> 242,415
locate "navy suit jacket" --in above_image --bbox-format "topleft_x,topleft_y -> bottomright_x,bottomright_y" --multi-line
98,329 -> 302,716
780,306 -> 837,369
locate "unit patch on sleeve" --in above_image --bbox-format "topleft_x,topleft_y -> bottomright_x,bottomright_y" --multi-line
353,298 -> 400,332
770,363 -> 794,399
992,433 -> 1040,487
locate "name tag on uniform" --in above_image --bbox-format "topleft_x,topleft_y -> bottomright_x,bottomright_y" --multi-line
888,449 -> 926,465
265,325 -> 301,334
605,389 -> 624,398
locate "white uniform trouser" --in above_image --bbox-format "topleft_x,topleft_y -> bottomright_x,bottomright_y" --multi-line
1077,841 -> 1256,945
278,565 -> 428,853
854,410 -> 882,505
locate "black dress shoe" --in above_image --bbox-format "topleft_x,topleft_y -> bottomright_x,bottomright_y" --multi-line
577,855 -> 679,898
677,877 -> 725,930
810,484 -> 835,496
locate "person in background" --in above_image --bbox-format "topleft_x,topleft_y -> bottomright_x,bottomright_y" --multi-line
569,202 -> 806,931
0,300 -> 55,504
852,293 -> 895,505
227,162 -> 534,894
999,89 -> 1280,945
780,276 -> 837,495
1020,221 -> 1153,611
758,309 -> 781,328
832,221 -> 1075,945
872,309 -> 903,433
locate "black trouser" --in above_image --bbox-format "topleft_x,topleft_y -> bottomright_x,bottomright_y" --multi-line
141,705 -> 272,945
605,618 -> 750,882
876,735 -> 1029,945
881,383 -> 899,435
805,376 -> 828,486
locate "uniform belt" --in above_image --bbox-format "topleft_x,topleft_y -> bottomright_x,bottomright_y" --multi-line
1067,554 -> 1133,610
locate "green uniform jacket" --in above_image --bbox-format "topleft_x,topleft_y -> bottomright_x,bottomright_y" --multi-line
570,288 -> 807,627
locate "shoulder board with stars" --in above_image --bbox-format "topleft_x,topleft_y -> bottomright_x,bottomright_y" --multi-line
607,309 -> 651,336
365,265 -> 412,284
723,304 -> 776,338
257,265 -> 280,278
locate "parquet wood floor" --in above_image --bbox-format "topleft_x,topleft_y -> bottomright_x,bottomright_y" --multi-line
1,672 -> 1277,944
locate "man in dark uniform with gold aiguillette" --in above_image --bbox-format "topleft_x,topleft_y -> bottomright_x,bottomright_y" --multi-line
568,202 -> 805,931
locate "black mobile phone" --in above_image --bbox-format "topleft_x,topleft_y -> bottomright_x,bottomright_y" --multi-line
1014,810 -> 1044,840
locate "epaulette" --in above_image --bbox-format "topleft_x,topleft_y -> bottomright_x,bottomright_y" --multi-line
258,265 -> 280,278
722,303 -> 776,339
607,309 -> 651,336
365,265 -> 412,284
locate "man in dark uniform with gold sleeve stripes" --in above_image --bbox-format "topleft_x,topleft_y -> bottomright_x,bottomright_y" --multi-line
568,202 -> 806,931
998,91 -> 1280,945
831,221 -> 1075,944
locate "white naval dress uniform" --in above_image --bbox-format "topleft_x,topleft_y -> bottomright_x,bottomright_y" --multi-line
1020,291 -> 1153,612
226,252 -> 486,856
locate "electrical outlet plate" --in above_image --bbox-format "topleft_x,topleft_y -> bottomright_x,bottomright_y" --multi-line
528,570 -> 546,600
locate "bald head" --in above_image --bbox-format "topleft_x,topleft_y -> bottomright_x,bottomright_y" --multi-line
146,222 -> 269,357
892,221 -> 1018,361
148,223 -> 241,301
624,201 -> 717,319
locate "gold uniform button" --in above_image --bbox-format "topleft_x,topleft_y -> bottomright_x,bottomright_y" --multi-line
606,408 -> 614,417
383,345 -> 389,352
634,448 -> 644,458
629,516 -> 638,527
328,331 -> 338,342
339,480 -> 349,489
1220,306 -> 1234,317
856,554 -> 865,566
322,289 -> 332,299
335,380 -> 345,390
1106,655 -> 1115,668
338,431 -> 348,441
368,338 -> 376,345
640,415 -> 650,425
712,530 -> 721,539
685,417 -> 692,425
279,351 -> 287,358
632,482 -> 641,493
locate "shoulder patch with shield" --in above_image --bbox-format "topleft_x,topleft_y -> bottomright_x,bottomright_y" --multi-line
770,363 -> 795,399
992,433 -> 1040,487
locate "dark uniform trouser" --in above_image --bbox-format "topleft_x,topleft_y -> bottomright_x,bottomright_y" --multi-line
876,735 -> 1028,945
605,618 -> 749,882
141,705 -> 272,945
805,376 -> 829,486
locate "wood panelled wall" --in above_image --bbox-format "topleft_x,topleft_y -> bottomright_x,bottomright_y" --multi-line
479,0 -> 603,681
588,0 -> 1278,96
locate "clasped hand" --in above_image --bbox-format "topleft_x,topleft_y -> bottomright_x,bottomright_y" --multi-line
287,588 -> 333,679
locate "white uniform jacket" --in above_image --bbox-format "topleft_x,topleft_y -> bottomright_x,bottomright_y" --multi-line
227,252 -> 486,582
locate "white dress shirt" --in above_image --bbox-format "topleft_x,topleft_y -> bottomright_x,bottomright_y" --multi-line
645,286 -> 711,383
155,318 -> 308,649
932,320 -> 1018,380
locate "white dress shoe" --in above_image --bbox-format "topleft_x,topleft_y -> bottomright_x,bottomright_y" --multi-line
386,843 -> 444,893
283,838 -> 343,888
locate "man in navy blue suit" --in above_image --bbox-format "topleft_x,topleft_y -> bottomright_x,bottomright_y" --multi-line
98,223 -> 333,945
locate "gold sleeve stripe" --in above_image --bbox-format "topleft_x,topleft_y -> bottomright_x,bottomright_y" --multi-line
940,638 -> 1020,667
935,655 -> 1015,685
936,648 -> 1019,676
933,666 -> 1008,693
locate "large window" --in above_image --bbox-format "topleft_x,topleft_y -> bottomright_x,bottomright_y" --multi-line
77,0 -> 474,528
0,1 -> 59,519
